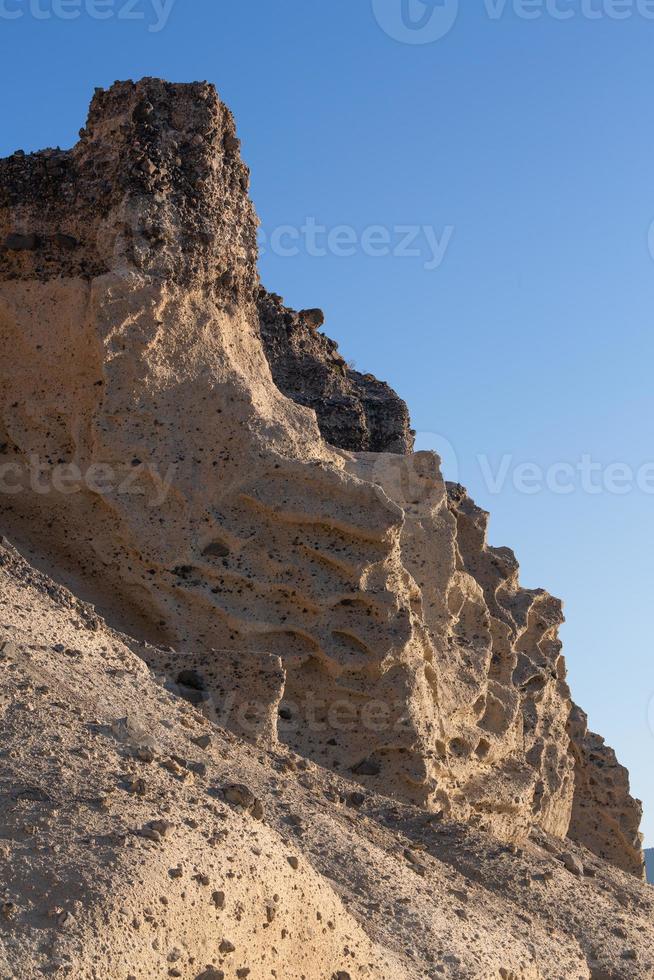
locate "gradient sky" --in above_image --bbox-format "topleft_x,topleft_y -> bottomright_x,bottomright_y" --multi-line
1,0 -> 652,843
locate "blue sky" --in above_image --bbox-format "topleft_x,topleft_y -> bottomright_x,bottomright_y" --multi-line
1,0 -> 652,843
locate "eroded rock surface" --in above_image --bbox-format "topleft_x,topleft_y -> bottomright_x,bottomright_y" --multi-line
567,704 -> 645,878
0,77 -> 648,978
0,78 -> 258,292
257,289 -> 414,453
1,537 -> 653,980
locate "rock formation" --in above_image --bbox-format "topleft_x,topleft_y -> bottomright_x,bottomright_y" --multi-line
567,705 -> 644,878
0,78 -> 649,977
257,289 -> 414,454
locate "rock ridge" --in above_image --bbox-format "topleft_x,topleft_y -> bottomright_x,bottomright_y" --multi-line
0,75 -> 644,900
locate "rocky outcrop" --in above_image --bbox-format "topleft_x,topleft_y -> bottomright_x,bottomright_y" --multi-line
0,79 -> 258,295
257,289 -> 414,453
1,535 -> 654,980
0,74 -> 644,904
444,490 -> 644,876
443,483 -> 575,840
567,704 -> 645,878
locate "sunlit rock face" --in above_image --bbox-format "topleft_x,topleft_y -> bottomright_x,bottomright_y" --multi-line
0,78 -> 643,875
567,705 -> 645,878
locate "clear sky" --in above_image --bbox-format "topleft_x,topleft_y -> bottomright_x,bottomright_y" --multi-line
1,0 -> 652,843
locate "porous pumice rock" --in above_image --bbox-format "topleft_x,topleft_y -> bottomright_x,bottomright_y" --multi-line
0,74 -> 644,899
0,539 -> 408,980
0,79 -> 258,290
567,704 -> 645,878
0,535 -> 653,979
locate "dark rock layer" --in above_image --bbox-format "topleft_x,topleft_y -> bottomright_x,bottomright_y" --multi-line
257,289 -> 414,454
0,77 -> 258,295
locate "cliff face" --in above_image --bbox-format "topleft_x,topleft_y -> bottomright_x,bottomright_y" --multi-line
2,537 -> 653,980
0,76 -> 644,893
567,705 -> 644,877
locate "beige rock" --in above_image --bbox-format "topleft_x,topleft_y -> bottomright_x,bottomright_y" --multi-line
0,78 -> 643,864
567,704 -> 645,878
0,77 -> 648,977
0,535 -> 651,979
